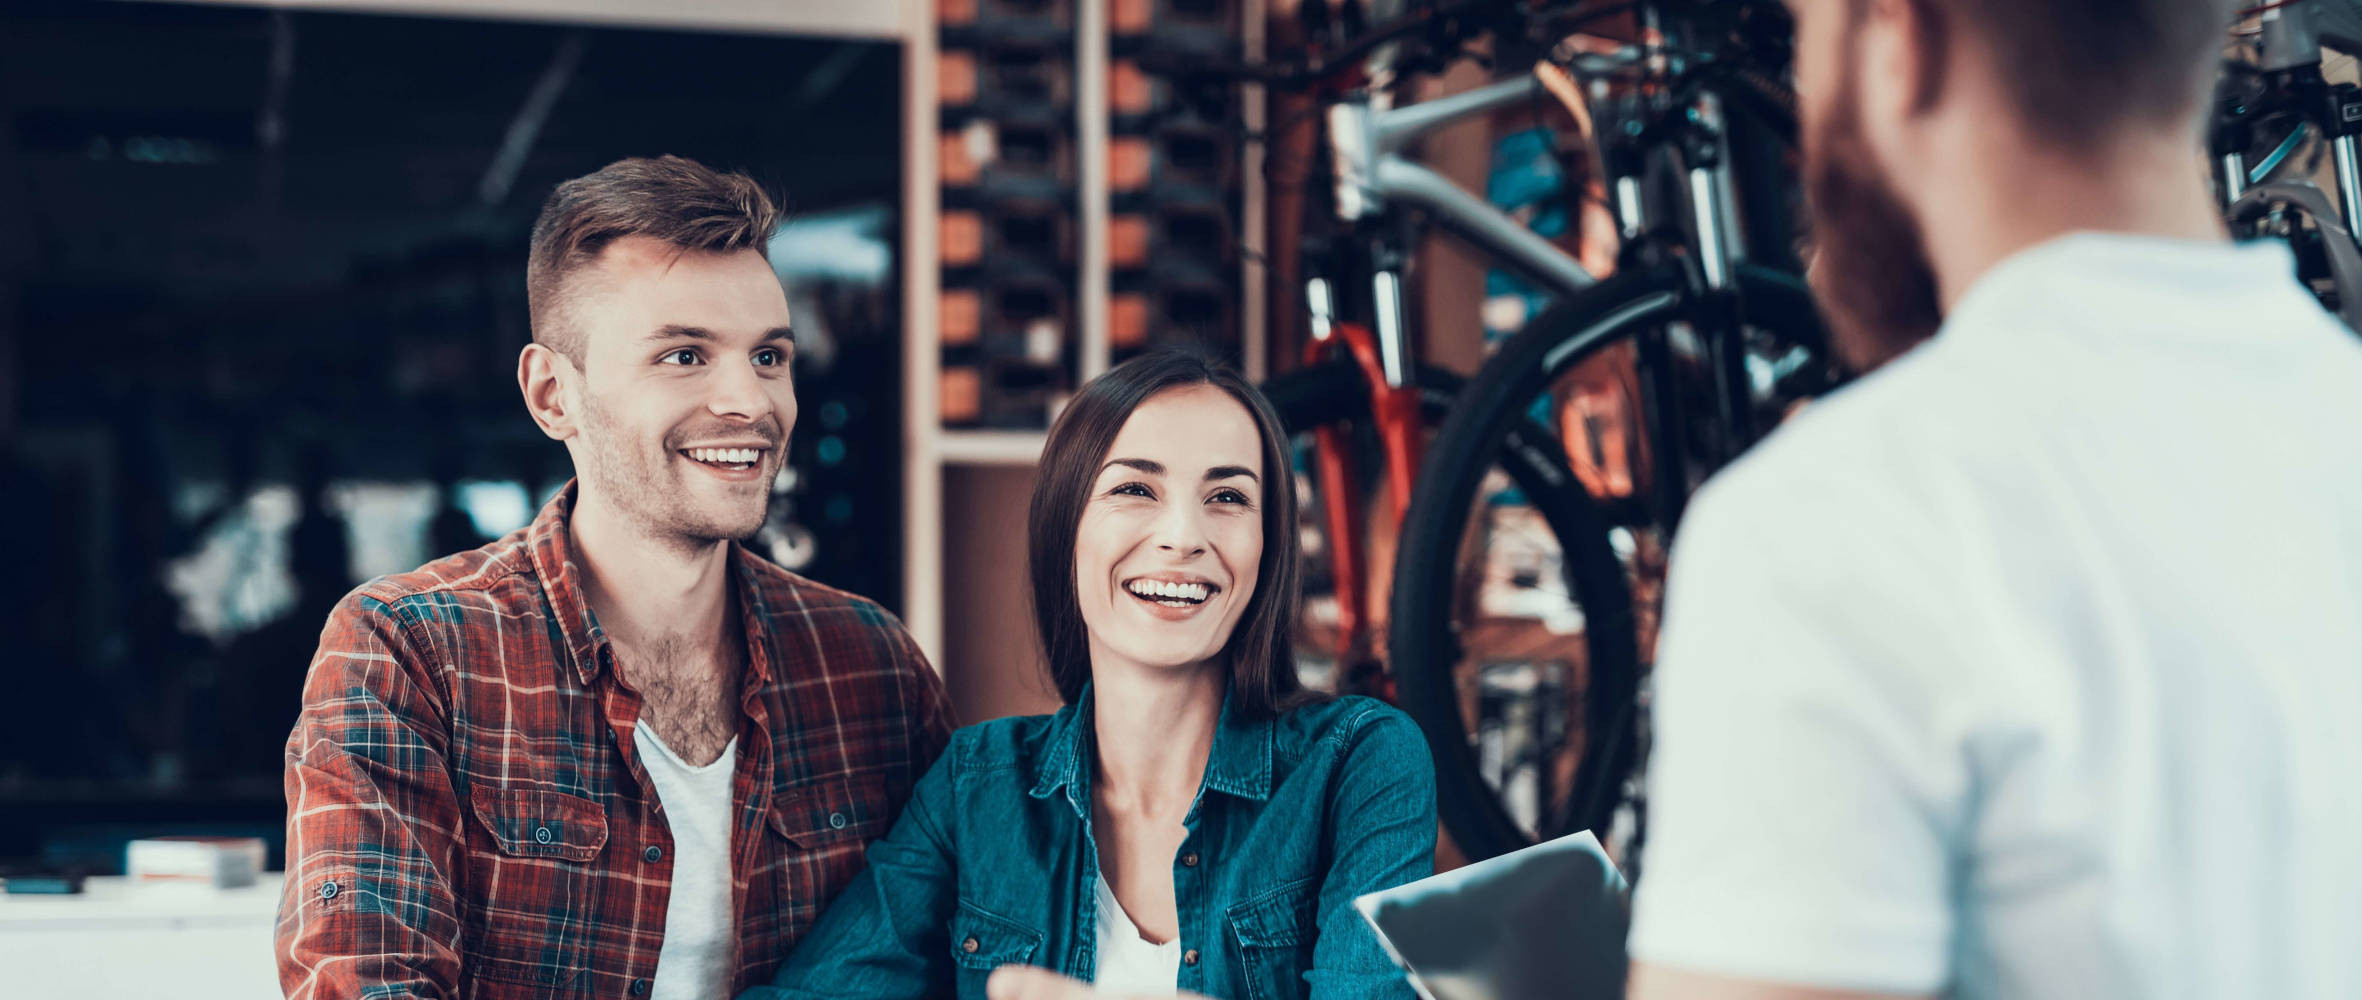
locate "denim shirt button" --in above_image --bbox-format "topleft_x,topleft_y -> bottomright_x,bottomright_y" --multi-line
962,936 -> 980,954
1180,852 -> 1199,868
1183,948 -> 1200,966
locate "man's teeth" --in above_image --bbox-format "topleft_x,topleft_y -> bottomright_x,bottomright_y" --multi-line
1126,580 -> 1210,602
687,447 -> 762,465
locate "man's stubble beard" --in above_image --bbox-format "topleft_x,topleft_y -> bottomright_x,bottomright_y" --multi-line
1803,55 -> 1946,373
573,386 -> 773,548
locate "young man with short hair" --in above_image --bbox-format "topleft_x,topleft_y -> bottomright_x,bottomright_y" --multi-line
277,155 -> 952,1000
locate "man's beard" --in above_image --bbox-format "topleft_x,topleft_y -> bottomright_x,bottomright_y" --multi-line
575,389 -> 774,547
1803,64 -> 1945,373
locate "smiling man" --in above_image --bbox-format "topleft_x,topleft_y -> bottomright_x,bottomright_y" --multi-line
277,156 -> 952,1000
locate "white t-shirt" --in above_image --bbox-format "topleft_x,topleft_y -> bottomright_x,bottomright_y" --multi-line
1628,232 -> 2362,998
1093,872 -> 1179,995
634,722 -> 740,1000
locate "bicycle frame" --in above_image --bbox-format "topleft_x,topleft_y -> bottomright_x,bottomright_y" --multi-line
2215,0 -> 2362,331
1300,27 -> 1771,677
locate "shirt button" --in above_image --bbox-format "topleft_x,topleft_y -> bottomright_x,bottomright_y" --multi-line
962,936 -> 980,954
1183,948 -> 1200,966
644,845 -> 663,863
1180,852 -> 1199,868
317,880 -> 340,900
534,826 -> 554,845
630,978 -> 650,995
828,811 -> 848,830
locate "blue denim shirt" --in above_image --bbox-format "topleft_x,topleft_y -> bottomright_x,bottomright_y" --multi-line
744,685 -> 1437,999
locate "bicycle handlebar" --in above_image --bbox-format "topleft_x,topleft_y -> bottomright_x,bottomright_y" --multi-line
1136,0 -> 1608,92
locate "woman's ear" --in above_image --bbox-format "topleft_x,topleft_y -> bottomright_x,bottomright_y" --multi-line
518,343 -> 581,442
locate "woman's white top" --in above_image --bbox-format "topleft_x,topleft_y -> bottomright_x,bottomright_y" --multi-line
1093,872 -> 1179,995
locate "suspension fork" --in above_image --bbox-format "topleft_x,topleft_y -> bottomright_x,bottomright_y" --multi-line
1303,273 -> 1420,684
1364,243 -> 1426,517
1680,91 -> 1756,464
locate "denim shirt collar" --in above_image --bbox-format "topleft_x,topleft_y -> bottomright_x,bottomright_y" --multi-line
1027,681 -> 1275,817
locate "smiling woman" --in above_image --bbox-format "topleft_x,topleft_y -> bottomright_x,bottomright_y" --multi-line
1026,350 -> 1304,720
750,350 -> 1439,1000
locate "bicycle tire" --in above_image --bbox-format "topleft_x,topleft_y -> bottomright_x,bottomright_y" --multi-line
1390,261 -> 1826,863
1263,362 -> 1619,606
1267,358 -> 1635,853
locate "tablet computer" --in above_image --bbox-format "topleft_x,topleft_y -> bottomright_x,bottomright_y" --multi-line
1354,830 -> 1632,1000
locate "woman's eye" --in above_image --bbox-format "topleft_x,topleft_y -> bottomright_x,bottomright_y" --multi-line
1211,489 -> 1253,506
660,348 -> 701,366
1112,483 -> 1154,499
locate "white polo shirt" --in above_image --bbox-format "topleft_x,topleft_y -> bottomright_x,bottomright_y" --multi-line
1629,232 -> 2362,998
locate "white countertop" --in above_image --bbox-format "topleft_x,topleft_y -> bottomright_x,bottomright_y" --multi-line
0,875 -> 285,999
0,873 -> 284,929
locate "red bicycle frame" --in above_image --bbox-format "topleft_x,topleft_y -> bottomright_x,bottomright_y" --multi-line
1304,319 -> 1425,695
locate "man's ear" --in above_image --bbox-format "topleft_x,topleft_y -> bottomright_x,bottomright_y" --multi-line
1876,0 -> 1947,116
1853,0 -> 1948,167
519,342 -> 581,442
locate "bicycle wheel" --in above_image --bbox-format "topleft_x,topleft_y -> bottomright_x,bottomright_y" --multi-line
1390,261 -> 1827,863
1265,359 -> 1635,851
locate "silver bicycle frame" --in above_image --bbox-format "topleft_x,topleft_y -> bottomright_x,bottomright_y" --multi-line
1317,54 -> 1748,386
1328,76 -> 1601,301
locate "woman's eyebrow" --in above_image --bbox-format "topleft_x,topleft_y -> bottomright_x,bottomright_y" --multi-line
1101,457 -> 1164,477
1204,465 -> 1259,483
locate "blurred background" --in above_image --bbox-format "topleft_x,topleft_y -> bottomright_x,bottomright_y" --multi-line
0,0 -> 916,872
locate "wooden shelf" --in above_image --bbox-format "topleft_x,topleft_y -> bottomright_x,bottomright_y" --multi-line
905,0 -> 1267,669
937,429 -> 1048,466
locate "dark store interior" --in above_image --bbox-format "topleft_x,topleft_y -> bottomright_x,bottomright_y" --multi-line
0,0 -> 907,870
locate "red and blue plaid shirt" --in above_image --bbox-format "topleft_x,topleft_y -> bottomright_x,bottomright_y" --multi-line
277,482 -> 952,999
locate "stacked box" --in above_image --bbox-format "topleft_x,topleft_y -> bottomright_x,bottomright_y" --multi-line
1108,0 -> 1244,365
940,0 -> 1079,428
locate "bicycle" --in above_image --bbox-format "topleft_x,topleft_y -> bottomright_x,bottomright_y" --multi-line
1155,0 -> 1833,865
2214,0 -> 2362,330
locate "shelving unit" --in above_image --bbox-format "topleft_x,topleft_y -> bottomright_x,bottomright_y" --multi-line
901,0 -> 1266,677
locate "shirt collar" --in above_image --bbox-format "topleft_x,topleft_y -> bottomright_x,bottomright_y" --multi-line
1027,681 -> 1276,817
524,481 -> 607,687
1943,230 -> 2299,346
525,479 -> 775,690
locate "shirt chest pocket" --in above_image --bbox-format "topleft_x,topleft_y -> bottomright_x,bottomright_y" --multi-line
1228,876 -> 1320,1000
463,786 -> 609,997
950,900 -> 1045,996
765,773 -> 897,933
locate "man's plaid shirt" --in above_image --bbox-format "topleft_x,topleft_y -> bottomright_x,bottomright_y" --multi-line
277,483 -> 953,999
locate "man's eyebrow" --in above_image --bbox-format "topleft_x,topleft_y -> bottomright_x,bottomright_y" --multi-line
644,324 -> 797,344
1102,457 -> 1164,477
1205,465 -> 1259,483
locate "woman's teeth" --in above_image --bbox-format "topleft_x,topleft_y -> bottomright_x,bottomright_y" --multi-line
1126,579 -> 1211,604
686,447 -> 761,468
